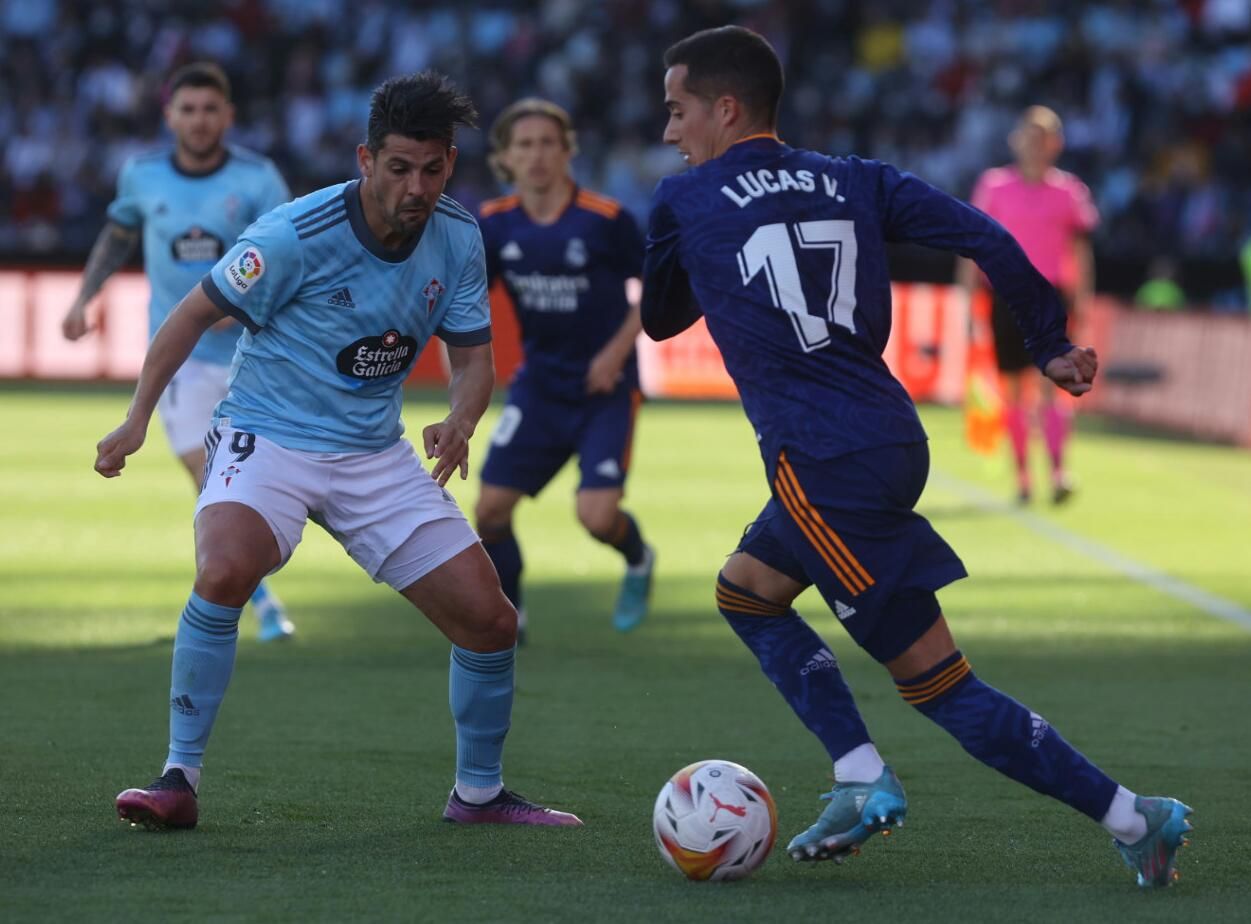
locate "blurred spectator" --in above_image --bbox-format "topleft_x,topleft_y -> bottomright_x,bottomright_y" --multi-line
2,0 -> 1251,293
1134,256 -> 1188,311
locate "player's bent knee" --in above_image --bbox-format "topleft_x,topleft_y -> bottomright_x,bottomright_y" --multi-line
877,594 -> 956,676
718,553 -> 803,607
577,507 -> 620,541
194,555 -> 263,608
460,595 -> 518,651
476,519 -> 512,544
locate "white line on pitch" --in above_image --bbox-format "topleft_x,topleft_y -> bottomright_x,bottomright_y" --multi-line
930,470 -> 1251,632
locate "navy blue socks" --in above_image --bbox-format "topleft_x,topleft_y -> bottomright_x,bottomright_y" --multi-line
897,651 -> 1119,820
717,575 -> 872,763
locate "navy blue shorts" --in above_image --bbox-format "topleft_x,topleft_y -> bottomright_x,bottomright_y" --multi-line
736,442 -> 967,663
480,380 -> 641,496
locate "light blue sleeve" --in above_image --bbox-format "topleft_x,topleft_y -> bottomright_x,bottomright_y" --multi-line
256,159 -> 291,214
105,159 -> 142,228
436,229 -> 492,346
202,211 -> 304,332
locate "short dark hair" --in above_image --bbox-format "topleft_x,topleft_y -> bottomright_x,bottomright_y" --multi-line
663,26 -> 783,128
367,71 -> 479,152
167,62 -> 231,101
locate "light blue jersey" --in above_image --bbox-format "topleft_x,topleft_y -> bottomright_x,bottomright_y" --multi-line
202,180 -> 492,453
107,146 -> 290,366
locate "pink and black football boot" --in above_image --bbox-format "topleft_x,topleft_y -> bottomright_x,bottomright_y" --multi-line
442,788 -> 583,827
116,768 -> 198,830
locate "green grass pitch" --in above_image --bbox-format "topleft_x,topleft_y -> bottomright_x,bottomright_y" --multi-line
1,385 -> 1249,922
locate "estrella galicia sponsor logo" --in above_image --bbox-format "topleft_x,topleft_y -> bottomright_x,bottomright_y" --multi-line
336,329 -> 418,379
171,226 -> 225,263
226,247 -> 265,295
171,694 -> 200,716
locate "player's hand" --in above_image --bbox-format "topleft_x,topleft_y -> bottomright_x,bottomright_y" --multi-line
585,349 -> 625,395
62,303 -> 92,341
1044,346 -> 1098,397
423,416 -> 472,486
94,419 -> 147,478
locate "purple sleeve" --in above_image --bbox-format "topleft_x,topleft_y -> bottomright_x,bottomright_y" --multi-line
874,160 -> 1072,370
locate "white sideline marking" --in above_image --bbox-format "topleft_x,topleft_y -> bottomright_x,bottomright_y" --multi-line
930,471 -> 1251,632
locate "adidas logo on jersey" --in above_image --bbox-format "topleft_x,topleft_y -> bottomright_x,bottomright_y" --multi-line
835,600 -> 857,621
595,458 -> 621,479
1029,712 -> 1051,749
800,647 -> 837,676
327,287 -> 356,309
501,241 -> 523,261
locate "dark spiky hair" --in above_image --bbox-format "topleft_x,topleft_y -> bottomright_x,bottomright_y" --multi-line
367,71 -> 478,152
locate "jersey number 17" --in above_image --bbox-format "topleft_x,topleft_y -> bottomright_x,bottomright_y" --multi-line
736,220 -> 857,352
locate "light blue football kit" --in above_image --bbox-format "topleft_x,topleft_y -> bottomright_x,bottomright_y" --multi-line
203,180 -> 491,451
108,146 -> 290,366
170,180 -> 511,803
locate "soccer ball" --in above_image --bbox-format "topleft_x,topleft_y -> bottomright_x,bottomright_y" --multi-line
652,759 -> 778,881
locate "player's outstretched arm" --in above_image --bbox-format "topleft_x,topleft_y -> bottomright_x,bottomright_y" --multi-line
94,283 -> 226,478
63,221 -> 140,341
877,162 -> 1075,377
425,342 -> 495,486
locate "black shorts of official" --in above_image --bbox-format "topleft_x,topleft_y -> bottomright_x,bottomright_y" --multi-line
734,442 -> 968,664
991,293 -> 1074,374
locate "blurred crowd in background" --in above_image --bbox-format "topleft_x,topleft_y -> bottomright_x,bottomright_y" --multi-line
4,0 -> 1251,306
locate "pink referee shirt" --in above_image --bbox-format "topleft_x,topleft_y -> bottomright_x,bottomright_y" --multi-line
971,166 -> 1098,289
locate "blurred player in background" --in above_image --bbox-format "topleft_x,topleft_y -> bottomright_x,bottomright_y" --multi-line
97,72 -> 580,831
643,26 -> 1190,889
959,107 -> 1098,504
62,62 -> 295,641
476,99 -> 654,640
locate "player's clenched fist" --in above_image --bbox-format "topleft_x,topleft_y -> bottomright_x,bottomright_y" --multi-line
1044,346 -> 1099,397
95,420 -> 146,478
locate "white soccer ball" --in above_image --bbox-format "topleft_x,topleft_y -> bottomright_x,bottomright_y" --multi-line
652,759 -> 778,881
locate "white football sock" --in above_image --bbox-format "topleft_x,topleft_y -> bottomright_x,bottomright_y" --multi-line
164,762 -> 201,793
833,742 -> 885,784
455,781 -> 503,805
1100,785 -> 1148,843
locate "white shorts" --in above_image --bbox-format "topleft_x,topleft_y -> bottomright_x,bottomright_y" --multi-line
158,359 -> 231,457
195,423 -> 480,590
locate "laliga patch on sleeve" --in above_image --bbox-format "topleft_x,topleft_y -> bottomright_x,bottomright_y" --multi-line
226,247 -> 265,295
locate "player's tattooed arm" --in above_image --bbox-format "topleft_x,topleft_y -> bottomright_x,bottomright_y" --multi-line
426,342 -> 495,486
63,221 -> 140,340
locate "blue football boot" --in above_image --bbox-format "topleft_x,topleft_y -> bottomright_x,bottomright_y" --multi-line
612,545 -> 655,632
1114,796 -> 1193,888
787,766 -> 907,863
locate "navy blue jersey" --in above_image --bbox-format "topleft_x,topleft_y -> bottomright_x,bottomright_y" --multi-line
642,136 -> 1071,464
479,188 -> 643,400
